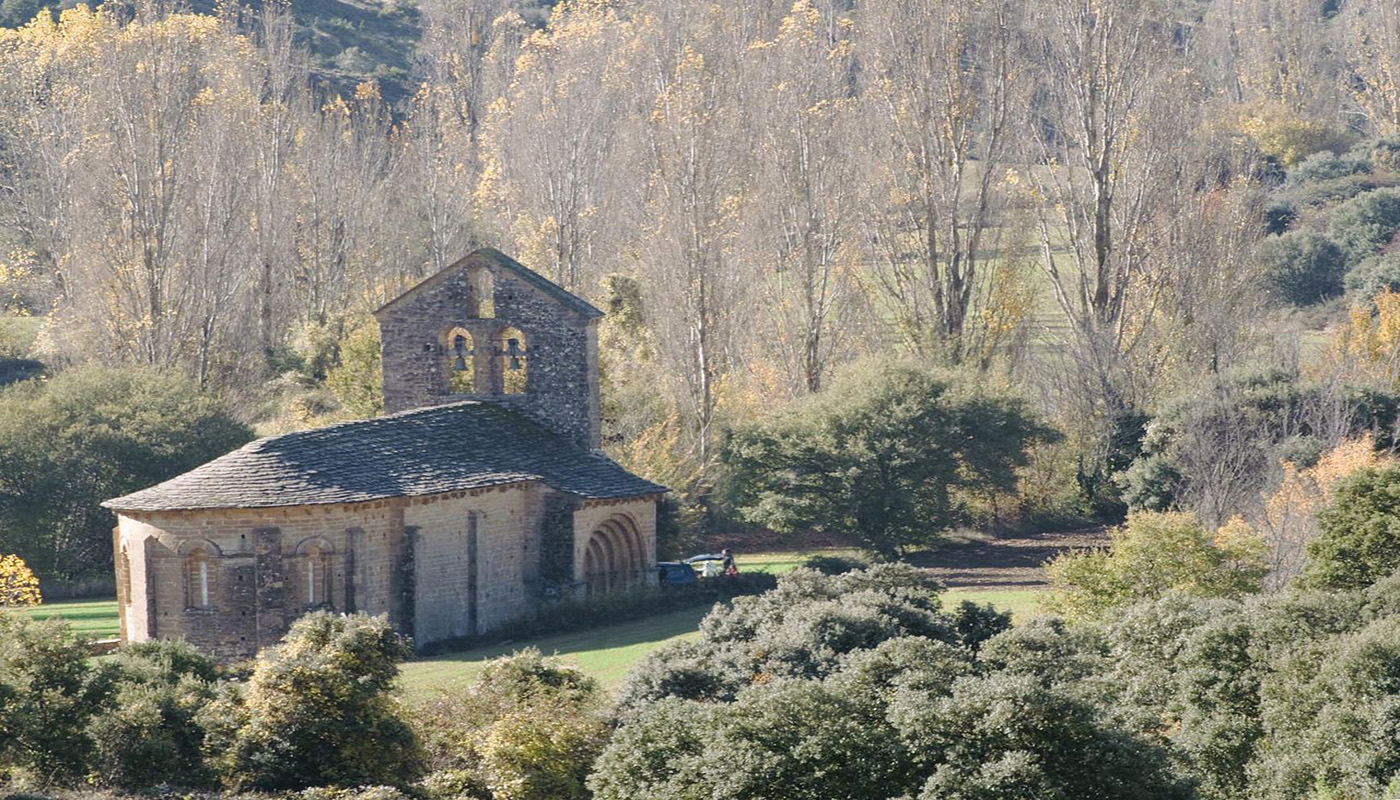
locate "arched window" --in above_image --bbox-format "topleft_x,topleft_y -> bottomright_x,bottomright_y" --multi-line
468,266 -> 495,319
119,546 -> 131,606
295,539 -> 335,609
443,326 -> 476,393
495,326 -> 528,395
304,545 -> 330,606
187,548 -> 213,609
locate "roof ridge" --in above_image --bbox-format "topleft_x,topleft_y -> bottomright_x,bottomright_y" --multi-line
374,248 -> 603,318
242,399 -> 493,452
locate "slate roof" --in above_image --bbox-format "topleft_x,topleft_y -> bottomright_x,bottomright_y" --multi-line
374,247 -> 604,319
103,401 -> 665,513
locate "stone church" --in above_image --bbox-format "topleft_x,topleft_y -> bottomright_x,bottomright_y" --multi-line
104,248 -> 665,659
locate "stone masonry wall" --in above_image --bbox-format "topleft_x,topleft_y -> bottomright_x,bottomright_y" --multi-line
114,501 -> 403,659
376,251 -> 602,448
114,481 -> 575,658
405,483 -> 544,644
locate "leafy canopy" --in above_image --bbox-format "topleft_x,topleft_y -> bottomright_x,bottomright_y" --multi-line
724,362 -> 1058,558
0,366 -> 253,580
1045,511 -> 1268,621
1305,465 -> 1400,589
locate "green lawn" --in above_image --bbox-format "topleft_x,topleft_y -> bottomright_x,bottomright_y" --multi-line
400,604 -> 710,699
400,556 -> 1047,697
11,598 -> 120,639
946,587 -> 1046,622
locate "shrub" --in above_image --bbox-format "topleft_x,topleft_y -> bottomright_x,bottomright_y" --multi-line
414,650 -> 606,800
894,672 -> 1194,800
1330,188 -> 1400,264
1253,615 -> 1400,799
1115,368 -> 1400,524
1305,466 -> 1400,589
1264,200 -> 1297,235
1355,135 -> 1400,173
949,600 -> 1013,651
585,698 -> 717,800
1345,252 -> 1400,300
1289,150 -> 1369,185
802,553 -> 869,575
203,612 -> 420,791
325,319 -> 383,419
0,613 -> 110,784
1044,512 -> 1267,621
1255,231 -> 1347,306
0,554 -> 40,606
87,641 -> 220,789
615,564 -> 977,710
1235,101 -> 1351,167
725,362 -> 1058,558
478,710 -> 608,800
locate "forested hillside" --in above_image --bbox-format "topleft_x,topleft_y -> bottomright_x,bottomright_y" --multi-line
3,0 -> 1400,589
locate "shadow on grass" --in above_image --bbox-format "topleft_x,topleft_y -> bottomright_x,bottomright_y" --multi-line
415,604 -> 711,667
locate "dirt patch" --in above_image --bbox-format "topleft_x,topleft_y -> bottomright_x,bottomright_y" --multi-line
909,525 -> 1110,590
698,528 -> 853,552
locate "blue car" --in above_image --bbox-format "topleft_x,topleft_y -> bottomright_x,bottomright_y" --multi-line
657,561 -> 698,586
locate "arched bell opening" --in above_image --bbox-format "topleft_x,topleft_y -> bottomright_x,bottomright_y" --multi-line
441,326 -> 477,393
494,326 -> 528,395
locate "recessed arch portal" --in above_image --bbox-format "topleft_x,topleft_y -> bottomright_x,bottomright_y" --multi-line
582,514 -> 646,595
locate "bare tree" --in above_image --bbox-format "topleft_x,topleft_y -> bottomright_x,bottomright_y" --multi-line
1339,0 -> 1400,134
1021,0 -> 1189,412
857,0 -> 1018,365
475,0 -> 638,290
739,0 -> 859,393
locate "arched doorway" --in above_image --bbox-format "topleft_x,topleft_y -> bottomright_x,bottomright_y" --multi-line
582,515 -> 645,595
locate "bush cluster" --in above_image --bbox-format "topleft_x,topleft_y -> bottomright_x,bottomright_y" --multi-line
1044,511 -> 1267,621
594,564 -> 1187,800
0,611 -> 418,793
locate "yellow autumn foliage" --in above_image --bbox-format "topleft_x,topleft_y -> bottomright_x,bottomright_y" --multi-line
1329,290 -> 1400,385
1250,438 -> 1395,587
0,553 -> 42,607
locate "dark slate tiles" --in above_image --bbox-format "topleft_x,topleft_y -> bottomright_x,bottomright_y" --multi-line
103,401 -> 665,512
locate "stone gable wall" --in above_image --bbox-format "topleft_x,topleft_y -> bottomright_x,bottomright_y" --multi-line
377,253 -> 601,448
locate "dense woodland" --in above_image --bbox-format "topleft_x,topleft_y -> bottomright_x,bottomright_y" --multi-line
5,0 -> 1400,581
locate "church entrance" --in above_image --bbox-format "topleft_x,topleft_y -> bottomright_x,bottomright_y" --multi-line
582,514 -> 646,595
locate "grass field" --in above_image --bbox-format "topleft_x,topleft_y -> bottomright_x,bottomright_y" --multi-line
9,552 -> 1045,697
11,598 -> 120,638
946,587 -> 1044,620
401,604 -> 709,699
398,551 -> 1047,698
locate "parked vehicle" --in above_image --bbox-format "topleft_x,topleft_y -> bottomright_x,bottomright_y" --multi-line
684,553 -> 729,578
657,561 -> 698,586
